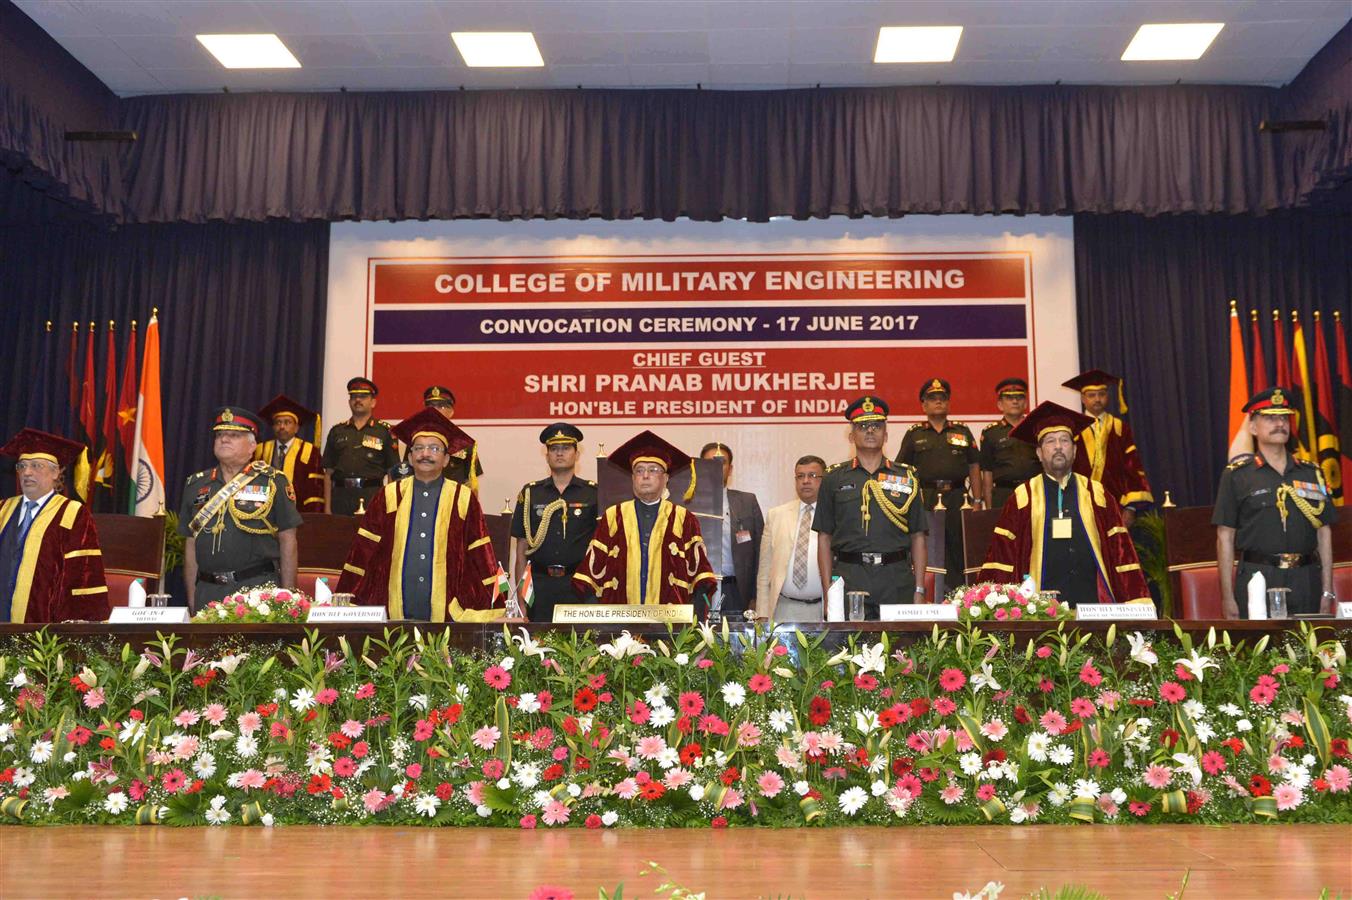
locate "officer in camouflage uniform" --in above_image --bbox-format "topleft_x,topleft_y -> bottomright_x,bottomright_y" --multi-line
180,407 -> 302,610
814,395 -> 929,618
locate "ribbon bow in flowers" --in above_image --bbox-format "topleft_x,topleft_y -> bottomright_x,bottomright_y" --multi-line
597,631 -> 656,660
851,642 -> 887,675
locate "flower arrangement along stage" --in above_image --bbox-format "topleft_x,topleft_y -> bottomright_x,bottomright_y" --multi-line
944,579 -> 1075,623
0,620 -> 1348,828
191,585 -> 314,624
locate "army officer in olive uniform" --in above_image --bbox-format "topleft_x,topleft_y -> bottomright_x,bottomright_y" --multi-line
180,407 -> 302,611
814,395 -> 928,618
1214,387 -> 1339,618
896,378 -> 981,590
510,423 -> 598,622
980,378 -> 1042,510
390,385 -> 484,489
323,377 -> 399,515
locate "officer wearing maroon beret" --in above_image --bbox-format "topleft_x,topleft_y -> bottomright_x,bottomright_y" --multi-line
322,377 -> 399,515
1214,388 -> 1338,618
813,396 -> 929,617
179,407 -> 302,610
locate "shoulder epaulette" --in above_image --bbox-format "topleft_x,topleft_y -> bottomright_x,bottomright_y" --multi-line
981,421 -> 1002,432
826,460 -> 849,473
248,461 -> 279,476
1225,454 -> 1255,470
185,469 -> 208,484
1293,456 -> 1318,469
585,479 -> 597,487
375,419 -> 392,428
907,422 -> 925,431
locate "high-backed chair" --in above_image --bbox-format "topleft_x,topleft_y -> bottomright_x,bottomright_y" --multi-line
1332,516 -> 1352,599
1163,506 -> 1222,619
961,508 -> 1005,586
297,513 -> 359,596
483,512 -> 512,570
92,513 -> 165,606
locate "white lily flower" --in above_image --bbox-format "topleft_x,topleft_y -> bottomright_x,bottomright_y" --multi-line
851,642 -> 887,675
511,628 -> 555,660
598,631 -> 656,659
1172,753 -> 1203,787
1126,632 -> 1158,666
1174,649 -> 1219,682
211,653 -> 249,675
971,662 -> 1002,693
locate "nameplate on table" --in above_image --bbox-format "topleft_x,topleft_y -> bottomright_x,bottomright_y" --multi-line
880,604 -> 958,622
108,607 -> 191,624
1337,602 -> 1352,620
553,604 -> 695,624
1076,603 -> 1157,621
308,606 -> 387,623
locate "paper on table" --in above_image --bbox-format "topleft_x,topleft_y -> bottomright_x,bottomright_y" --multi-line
127,578 -> 147,608
1246,570 -> 1267,621
826,576 -> 845,622
314,577 -> 333,606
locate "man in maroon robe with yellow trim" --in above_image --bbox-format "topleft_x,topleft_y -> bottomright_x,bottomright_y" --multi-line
1063,370 -> 1154,527
336,408 -> 500,622
978,403 -> 1152,606
0,429 -> 109,622
573,431 -> 716,612
255,394 -> 325,512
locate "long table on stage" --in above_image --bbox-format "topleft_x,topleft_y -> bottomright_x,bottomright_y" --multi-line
3,618 -> 1344,651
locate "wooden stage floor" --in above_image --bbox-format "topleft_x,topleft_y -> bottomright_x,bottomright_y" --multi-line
1,824 -> 1348,899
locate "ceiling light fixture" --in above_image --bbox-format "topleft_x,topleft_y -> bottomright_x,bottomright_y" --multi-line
196,34 -> 301,69
1121,23 -> 1224,61
451,32 -> 544,68
874,26 -> 963,63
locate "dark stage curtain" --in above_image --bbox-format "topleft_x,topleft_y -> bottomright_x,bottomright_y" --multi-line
119,83 -> 1306,224
1073,211 -> 1352,508
0,219 -> 329,510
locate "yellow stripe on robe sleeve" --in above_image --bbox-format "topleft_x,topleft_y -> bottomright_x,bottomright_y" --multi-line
64,548 -> 102,559
357,528 -> 382,542
343,563 -> 366,576
993,527 -> 1016,540
1107,526 -> 1128,537
72,586 -> 108,595
468,536 -> 491,551
984,562 -> 1015,573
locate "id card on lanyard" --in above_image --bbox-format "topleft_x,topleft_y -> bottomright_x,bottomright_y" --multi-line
1051,482 -> 1072,539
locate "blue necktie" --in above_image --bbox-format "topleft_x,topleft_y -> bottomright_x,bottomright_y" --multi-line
18,501 -> 37,543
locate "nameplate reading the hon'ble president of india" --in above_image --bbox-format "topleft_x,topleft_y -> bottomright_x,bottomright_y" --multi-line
553,604 -> 695,624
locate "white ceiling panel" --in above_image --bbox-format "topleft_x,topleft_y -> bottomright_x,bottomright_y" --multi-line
10,0 -> 1347,96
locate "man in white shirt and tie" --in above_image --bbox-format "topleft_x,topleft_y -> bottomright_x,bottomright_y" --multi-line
755,455 -> 826,621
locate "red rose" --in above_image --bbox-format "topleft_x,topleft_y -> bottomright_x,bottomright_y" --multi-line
585,814 -> 603,829
711,816 -> 728,828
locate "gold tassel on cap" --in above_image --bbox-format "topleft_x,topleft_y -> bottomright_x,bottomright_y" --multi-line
683,458 -> 696,502
469,442 -> 480,493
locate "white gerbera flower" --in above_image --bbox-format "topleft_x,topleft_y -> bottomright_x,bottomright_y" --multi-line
1072,779 -> 1100,799
1026,732 -> 1050,762
205,796 -> 231,825
235,735 -> 259,758
601,810 -> 618,826
649,705 -> 675,727
289,688 -> 316,712
720,682 -> 747,707
1048,744 -> 1074,766
838,786 -> 868,816
13,767 -> 36,788
415,795 -> 441,817
960,752 -> 984,776
768,709 -> 794,733
0,723 -> 13,743
104,791 -> 129,814
30,740 -> 53,763
517,693 -> 541,714
192,753 -> 217,779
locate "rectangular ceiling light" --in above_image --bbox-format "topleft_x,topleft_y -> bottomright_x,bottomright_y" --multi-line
874,26 -> 963,63
196,34 -> 301,68
1122,23 -> 1224,61
451,32 -> 544,67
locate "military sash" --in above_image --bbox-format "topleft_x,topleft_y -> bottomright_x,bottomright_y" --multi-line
188,467 -> 262,538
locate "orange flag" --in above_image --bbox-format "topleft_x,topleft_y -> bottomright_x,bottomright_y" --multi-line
1226,301 -> 1251,461
131,313 -> 165,516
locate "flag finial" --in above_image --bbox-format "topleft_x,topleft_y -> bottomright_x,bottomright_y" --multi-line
1313,310 -> 1321,322
72,321 -> 79,333
45,320 -> 51,332
1229,299 -> 1237,311
1291,309 -> 1299,323
1249,309 -> 1258,322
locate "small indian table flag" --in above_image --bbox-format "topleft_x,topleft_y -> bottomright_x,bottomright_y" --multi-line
518,563 -> 535,610
493,563 -> 511,607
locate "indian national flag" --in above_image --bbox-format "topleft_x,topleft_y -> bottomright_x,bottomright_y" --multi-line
131,313 -> 165,516
517,563 -> 535,610
493,563 -> 511,607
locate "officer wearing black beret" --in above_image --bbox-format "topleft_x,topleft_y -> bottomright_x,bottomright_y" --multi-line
179,407 -> 302,610
896,378 -> 980,590
813,396 -> 929,618
1214,387 -> 1338,618
510,423 -> 598,622
322,377 -> 399,515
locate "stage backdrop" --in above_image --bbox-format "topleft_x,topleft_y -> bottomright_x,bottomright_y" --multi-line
327,217 -> 1078,514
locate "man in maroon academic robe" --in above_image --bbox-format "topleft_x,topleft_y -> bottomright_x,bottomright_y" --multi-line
336,408 -> 500,622
573,431 -> 717,612
1063,369 -> 1154,527
0,429 -> 109,622
978,403 -> 1152,606
255,394 -> 326,513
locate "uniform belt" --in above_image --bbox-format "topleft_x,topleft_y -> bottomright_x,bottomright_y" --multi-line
543,565 -> 572,578
1241,551 -> 1316,570
197,560 -> 277,585
334,476 -> 383,488
924,480 -> 956,491
835,550 -> 909,566
780,592 -> 822,604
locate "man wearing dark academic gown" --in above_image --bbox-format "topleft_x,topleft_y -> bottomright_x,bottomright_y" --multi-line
255,394 -> 326,512
0,429 -> 110,622
978,402 -> 1152,606
337,408 -> 501,622
1063,370 -> 1154,526
573,431 -> 716,612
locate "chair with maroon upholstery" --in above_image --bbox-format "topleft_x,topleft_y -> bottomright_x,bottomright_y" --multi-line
961,508 -> 1004,587
297,513 -> 359,597
1163,506 -> 1222,619
1332,517 -> 1352,602
92,514 -> 165,606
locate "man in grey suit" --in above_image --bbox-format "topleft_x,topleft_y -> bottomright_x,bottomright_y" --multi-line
701,442 -> 764,618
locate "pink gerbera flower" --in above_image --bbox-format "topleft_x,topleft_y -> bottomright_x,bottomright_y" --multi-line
1201,751 -> 1227,775
315,688 -> 339,706
976,784 -> 996,801
1273,783 -> 1303,811
472,726 -> 501,750
542,800 -> 571,826
1325,765 -> 1351,793
1143,765 -> 1173,789
362,788 -> 388,813
940,783 -> 965,804
173,709 -> 201,727
1070,697 -> 1096,718
1159,681 -> 1187,703
938,669 -> 967,692
202,704 -> 228,726
678,692 -> 704,716
238,712 -> 262,735
161,769 -> 186,793
333,757 -> 356,778
354,682 -> 376,700
340,719 -> 364,739
483,666 -> 512,691
748,674 -> 774,694
1087,749 -> 1111,769
757,771 -> 785,798
933,697 -> 957,716
1039,710 -> 1067,735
